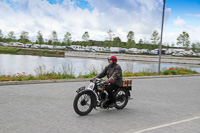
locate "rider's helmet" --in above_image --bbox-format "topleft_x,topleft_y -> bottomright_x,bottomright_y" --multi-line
107,55 -> 117,64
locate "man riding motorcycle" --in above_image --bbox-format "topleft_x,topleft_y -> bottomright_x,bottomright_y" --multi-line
91,55 -> 123,107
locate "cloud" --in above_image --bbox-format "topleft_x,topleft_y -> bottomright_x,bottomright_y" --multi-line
173,16 -> 186,26
186,14 -> 200,17
163,15 -> 200,45
0,0 -> 171,43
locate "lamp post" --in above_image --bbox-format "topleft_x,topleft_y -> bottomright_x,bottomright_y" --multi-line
158,0 -> 166,75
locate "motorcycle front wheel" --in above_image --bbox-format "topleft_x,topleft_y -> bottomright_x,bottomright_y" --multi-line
73,91 -> 94,116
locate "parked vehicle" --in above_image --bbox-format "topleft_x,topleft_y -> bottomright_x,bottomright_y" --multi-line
93,46 -> 105,52
119,49 -> 126,53
9,42 -> 19,47
149,50 -> 158,55
46,45 -> 54,49
24,44 -> 32,48
158,50 -> 166,55
141,49 -> 149,54
128,48 -> 138,53
183,51 -> 193,55
172,52 -> 184,56
0,42 -> 3,46
165,50 -> 172,55
54,46 -> 66,50
70,45 -> 82,51
110,47 -> 120,53
3,43 -> 10,47
197,53 -> 200,56
32,44 -> 41,49
40,44 -> 49,49
18,43 -> 24,47
66,46 -> 74,50
73,78 -> 132,116
85,47 -> 93,51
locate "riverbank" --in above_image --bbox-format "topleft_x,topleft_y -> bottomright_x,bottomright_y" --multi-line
0,46 -> 64,57
0,67 -> 198,83
65,51 -> 200,65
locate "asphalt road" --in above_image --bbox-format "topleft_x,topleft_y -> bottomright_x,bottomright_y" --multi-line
1,76 -> 200,133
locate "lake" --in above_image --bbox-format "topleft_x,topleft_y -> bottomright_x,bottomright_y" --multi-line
0,54 -> 200,76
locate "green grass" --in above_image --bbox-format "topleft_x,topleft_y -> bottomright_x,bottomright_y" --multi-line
0,66 -> 198,82
0,46 -> 64,57
122,67 -> 198,77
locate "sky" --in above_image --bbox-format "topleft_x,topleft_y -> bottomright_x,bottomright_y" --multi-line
0,0 -> 200,46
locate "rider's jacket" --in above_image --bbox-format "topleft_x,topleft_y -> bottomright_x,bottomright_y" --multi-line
96,63 -> 123,86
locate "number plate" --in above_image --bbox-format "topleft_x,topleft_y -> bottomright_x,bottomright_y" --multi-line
87,82 -> 95,90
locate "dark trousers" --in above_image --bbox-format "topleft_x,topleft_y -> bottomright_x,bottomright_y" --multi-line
106,84 -> 119,103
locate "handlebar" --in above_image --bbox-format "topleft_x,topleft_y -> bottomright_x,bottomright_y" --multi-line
91,78 -> 104,83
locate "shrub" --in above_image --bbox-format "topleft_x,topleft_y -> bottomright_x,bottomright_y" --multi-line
161,67 -> 198,75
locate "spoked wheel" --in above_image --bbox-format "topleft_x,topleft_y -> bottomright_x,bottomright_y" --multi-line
73,91 -> 94,116
115,89 -> 128,109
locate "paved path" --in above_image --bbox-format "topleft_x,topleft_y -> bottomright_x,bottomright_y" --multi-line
1,76 -> 200,133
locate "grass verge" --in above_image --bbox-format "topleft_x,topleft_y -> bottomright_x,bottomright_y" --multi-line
0,46 -> 64,57
0,67 -> 198,82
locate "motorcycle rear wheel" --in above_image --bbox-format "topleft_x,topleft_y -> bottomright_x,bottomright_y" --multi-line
115,88 -> 128,109
73,91 -> 94,116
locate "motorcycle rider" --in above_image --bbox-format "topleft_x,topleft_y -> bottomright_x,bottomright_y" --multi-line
91,55 -> 123,107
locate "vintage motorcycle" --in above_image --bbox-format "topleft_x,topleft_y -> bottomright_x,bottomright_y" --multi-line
73,78 -> 132,116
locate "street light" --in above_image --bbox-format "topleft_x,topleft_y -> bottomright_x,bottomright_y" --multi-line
158,0 -> 166,75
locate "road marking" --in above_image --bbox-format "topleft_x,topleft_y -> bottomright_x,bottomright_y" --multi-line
130,115 -> 200,133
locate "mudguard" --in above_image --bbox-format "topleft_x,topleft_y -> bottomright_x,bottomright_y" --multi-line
120,87 -> 131,97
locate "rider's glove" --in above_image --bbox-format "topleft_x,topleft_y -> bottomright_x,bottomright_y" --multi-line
104,77 -> 114,84
104,80 -> 109,84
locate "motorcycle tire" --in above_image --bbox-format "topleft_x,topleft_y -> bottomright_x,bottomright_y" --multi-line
115,88 -> 129,109
73,91 -> 94,116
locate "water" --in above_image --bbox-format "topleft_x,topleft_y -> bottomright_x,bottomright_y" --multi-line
0,54 -> 200,76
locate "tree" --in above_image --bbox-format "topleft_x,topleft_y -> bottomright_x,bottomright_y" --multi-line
106,29 -> 115,41
127,31 -> 134,41
82,31 -> 89,41
20,31 -> 29,44
127,40 -> 136,49
192,43 -> 196,52
177,31 -> 190,48
138,39 -> 144,44
151,30 -> 160,45
126,31 -> 135,48
192,42 -> 200,52
113,37 -> 121,47
8,31 -> 16,40
0,29 -> 3,42
51,31 -> 58,45
171,42 -> 175,47
47,40 -> 53,45
36,31 -> 44,44
63,32 -> 72,46
7,31 -> 16,42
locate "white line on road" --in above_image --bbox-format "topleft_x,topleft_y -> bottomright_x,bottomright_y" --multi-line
129,115 -> 200,133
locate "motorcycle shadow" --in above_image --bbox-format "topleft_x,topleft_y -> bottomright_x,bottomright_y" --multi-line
76,107 -> 134,118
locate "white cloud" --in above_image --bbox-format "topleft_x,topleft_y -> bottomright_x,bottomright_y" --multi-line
0,0 -> 171,42
186,14 -> 200,17
173,16 -> 186,26
163,15 -> 200,45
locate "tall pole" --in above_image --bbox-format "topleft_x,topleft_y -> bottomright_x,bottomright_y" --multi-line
158,0 -> 166,75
